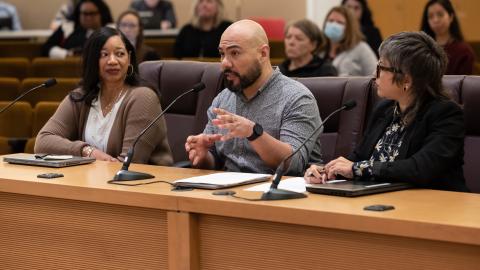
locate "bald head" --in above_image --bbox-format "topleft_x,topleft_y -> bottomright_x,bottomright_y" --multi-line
221,19 -> 269,49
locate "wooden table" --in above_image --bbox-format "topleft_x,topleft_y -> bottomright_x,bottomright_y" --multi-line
1,159 -> 479,270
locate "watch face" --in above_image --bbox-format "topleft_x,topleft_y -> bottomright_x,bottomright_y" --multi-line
248,123 -> 263,141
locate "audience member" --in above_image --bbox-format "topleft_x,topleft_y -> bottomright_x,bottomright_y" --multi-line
0,1 -> 21,30
279,19 -> 337,77
117,10 -> 160,63
42,0 -> 113,59
322,6 -> 377,76
130,0 -> 176,30
342,0 -> 382,56
50,0 -> 81,30
185,20 -> 322,175
305,31 -> 468,192
174,0 -> 231,59
420,0 -> 475,75
36,27 -> 173,165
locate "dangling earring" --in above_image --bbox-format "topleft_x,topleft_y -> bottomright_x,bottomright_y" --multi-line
126,64 -> 134,77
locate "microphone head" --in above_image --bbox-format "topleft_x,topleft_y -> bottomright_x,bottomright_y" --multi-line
44,78 -> 57,88
192,82 -> 206,92
343,100 -> 357,111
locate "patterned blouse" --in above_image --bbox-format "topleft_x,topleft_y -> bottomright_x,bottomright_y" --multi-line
353,104 -> 407,178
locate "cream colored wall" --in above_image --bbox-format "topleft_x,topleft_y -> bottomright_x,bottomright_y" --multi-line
10,0 -> 306,29
364,0 -> 480,41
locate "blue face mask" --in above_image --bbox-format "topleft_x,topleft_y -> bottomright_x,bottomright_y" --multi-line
324,21 -> 345,43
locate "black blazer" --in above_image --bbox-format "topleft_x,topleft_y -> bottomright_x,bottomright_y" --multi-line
350,99 -> 468,192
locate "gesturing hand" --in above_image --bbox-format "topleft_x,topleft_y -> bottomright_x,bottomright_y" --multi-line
185,133 -> 222,166
211,108 -> 255,141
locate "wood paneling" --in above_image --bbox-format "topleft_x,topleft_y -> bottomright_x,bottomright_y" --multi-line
198,214 -> 480,270
0,192 -> 169,270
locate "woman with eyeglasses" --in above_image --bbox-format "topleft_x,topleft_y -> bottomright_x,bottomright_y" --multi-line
305,31 -> 468,192
117,10 -> 160,63
420,0 -> 474,75
321,6 -> 377,76
42,0 -> 113,59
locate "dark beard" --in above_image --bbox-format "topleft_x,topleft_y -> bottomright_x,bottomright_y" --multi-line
223,61 -> 262,93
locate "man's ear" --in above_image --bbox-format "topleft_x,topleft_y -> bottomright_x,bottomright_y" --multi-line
259,44 -> 270,60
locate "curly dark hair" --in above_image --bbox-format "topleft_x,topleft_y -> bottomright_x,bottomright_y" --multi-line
71,0 -> 113,29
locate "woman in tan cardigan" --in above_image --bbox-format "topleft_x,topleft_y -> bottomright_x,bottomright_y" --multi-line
35,27 -> 173,165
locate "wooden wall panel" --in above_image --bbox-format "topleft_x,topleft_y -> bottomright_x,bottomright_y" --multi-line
197,214 -> 480,270
0,192 -> 168,270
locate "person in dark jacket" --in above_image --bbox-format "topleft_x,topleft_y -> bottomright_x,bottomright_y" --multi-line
129,0 -> 176,29
42,0 -> 113,59
174,0 -> 231,59
342,0 -> 382,56
279,19 -> 337,77
305,31 -> 468,192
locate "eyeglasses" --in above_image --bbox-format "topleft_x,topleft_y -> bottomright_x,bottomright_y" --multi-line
119,22 -> 139,29
376,64 -> 402,78
80,11 -> 100,17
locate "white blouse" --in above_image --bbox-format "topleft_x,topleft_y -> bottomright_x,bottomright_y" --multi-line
84,93 -> 126,152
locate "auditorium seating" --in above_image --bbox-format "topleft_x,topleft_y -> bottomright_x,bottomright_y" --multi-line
0,58 -> 29,79
0,77 -> 20,100
19,78 -> 78,106
0,101 -> 32,154
24,101 -> 60,153
0,41 -> 43,59
30,57 -> 82,78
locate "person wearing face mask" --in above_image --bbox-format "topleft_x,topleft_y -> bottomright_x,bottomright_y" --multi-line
279,19 -> 337,77
185,20 -> 322,175
322,6 -> 377,77
420,0 -> 474,75
117,10 -> 160,63
174,0 -> 231,59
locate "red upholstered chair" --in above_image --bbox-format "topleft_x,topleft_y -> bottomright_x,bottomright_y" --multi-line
251,17 -> 286,41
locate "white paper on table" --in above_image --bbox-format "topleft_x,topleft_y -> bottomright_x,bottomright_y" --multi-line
245,177 -> 306,193
43,155 -> 74,160
174,172 -> 271,185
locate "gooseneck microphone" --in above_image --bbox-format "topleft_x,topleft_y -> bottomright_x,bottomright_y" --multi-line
261,100 -> 357,201
113,82 -> 206,181
0,78 -> 57,114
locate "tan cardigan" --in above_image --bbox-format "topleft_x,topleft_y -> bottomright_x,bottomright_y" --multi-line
35,86 -> 173,166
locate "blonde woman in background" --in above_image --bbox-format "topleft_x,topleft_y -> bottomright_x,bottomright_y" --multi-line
174,0 -> 232,58
322,6 -> 377,76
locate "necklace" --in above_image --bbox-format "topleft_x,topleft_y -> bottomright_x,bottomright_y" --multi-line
101,87 -> 126,116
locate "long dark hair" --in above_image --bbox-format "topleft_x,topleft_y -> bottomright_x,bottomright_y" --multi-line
71,0 -> 113,29
341,0 -> 376,27
71,27 -> 139,105
420,0 -> 464,42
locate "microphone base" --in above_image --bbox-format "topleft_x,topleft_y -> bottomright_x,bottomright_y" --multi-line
260,188 -> 307,201
113,170 -> 154,181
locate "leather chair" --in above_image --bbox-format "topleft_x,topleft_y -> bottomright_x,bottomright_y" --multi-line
297,77 -> 372,163
457,76 -> 480,192
139,60 -> 224,162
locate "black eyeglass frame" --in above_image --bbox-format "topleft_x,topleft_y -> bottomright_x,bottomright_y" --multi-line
376,64 -> 403,78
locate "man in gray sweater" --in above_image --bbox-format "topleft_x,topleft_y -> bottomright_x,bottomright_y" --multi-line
185,19 -> 322,176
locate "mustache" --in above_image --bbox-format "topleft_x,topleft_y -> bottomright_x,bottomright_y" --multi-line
223,69 -> 241,78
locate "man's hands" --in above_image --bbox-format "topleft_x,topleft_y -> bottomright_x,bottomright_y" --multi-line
211,108 -> 255,140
